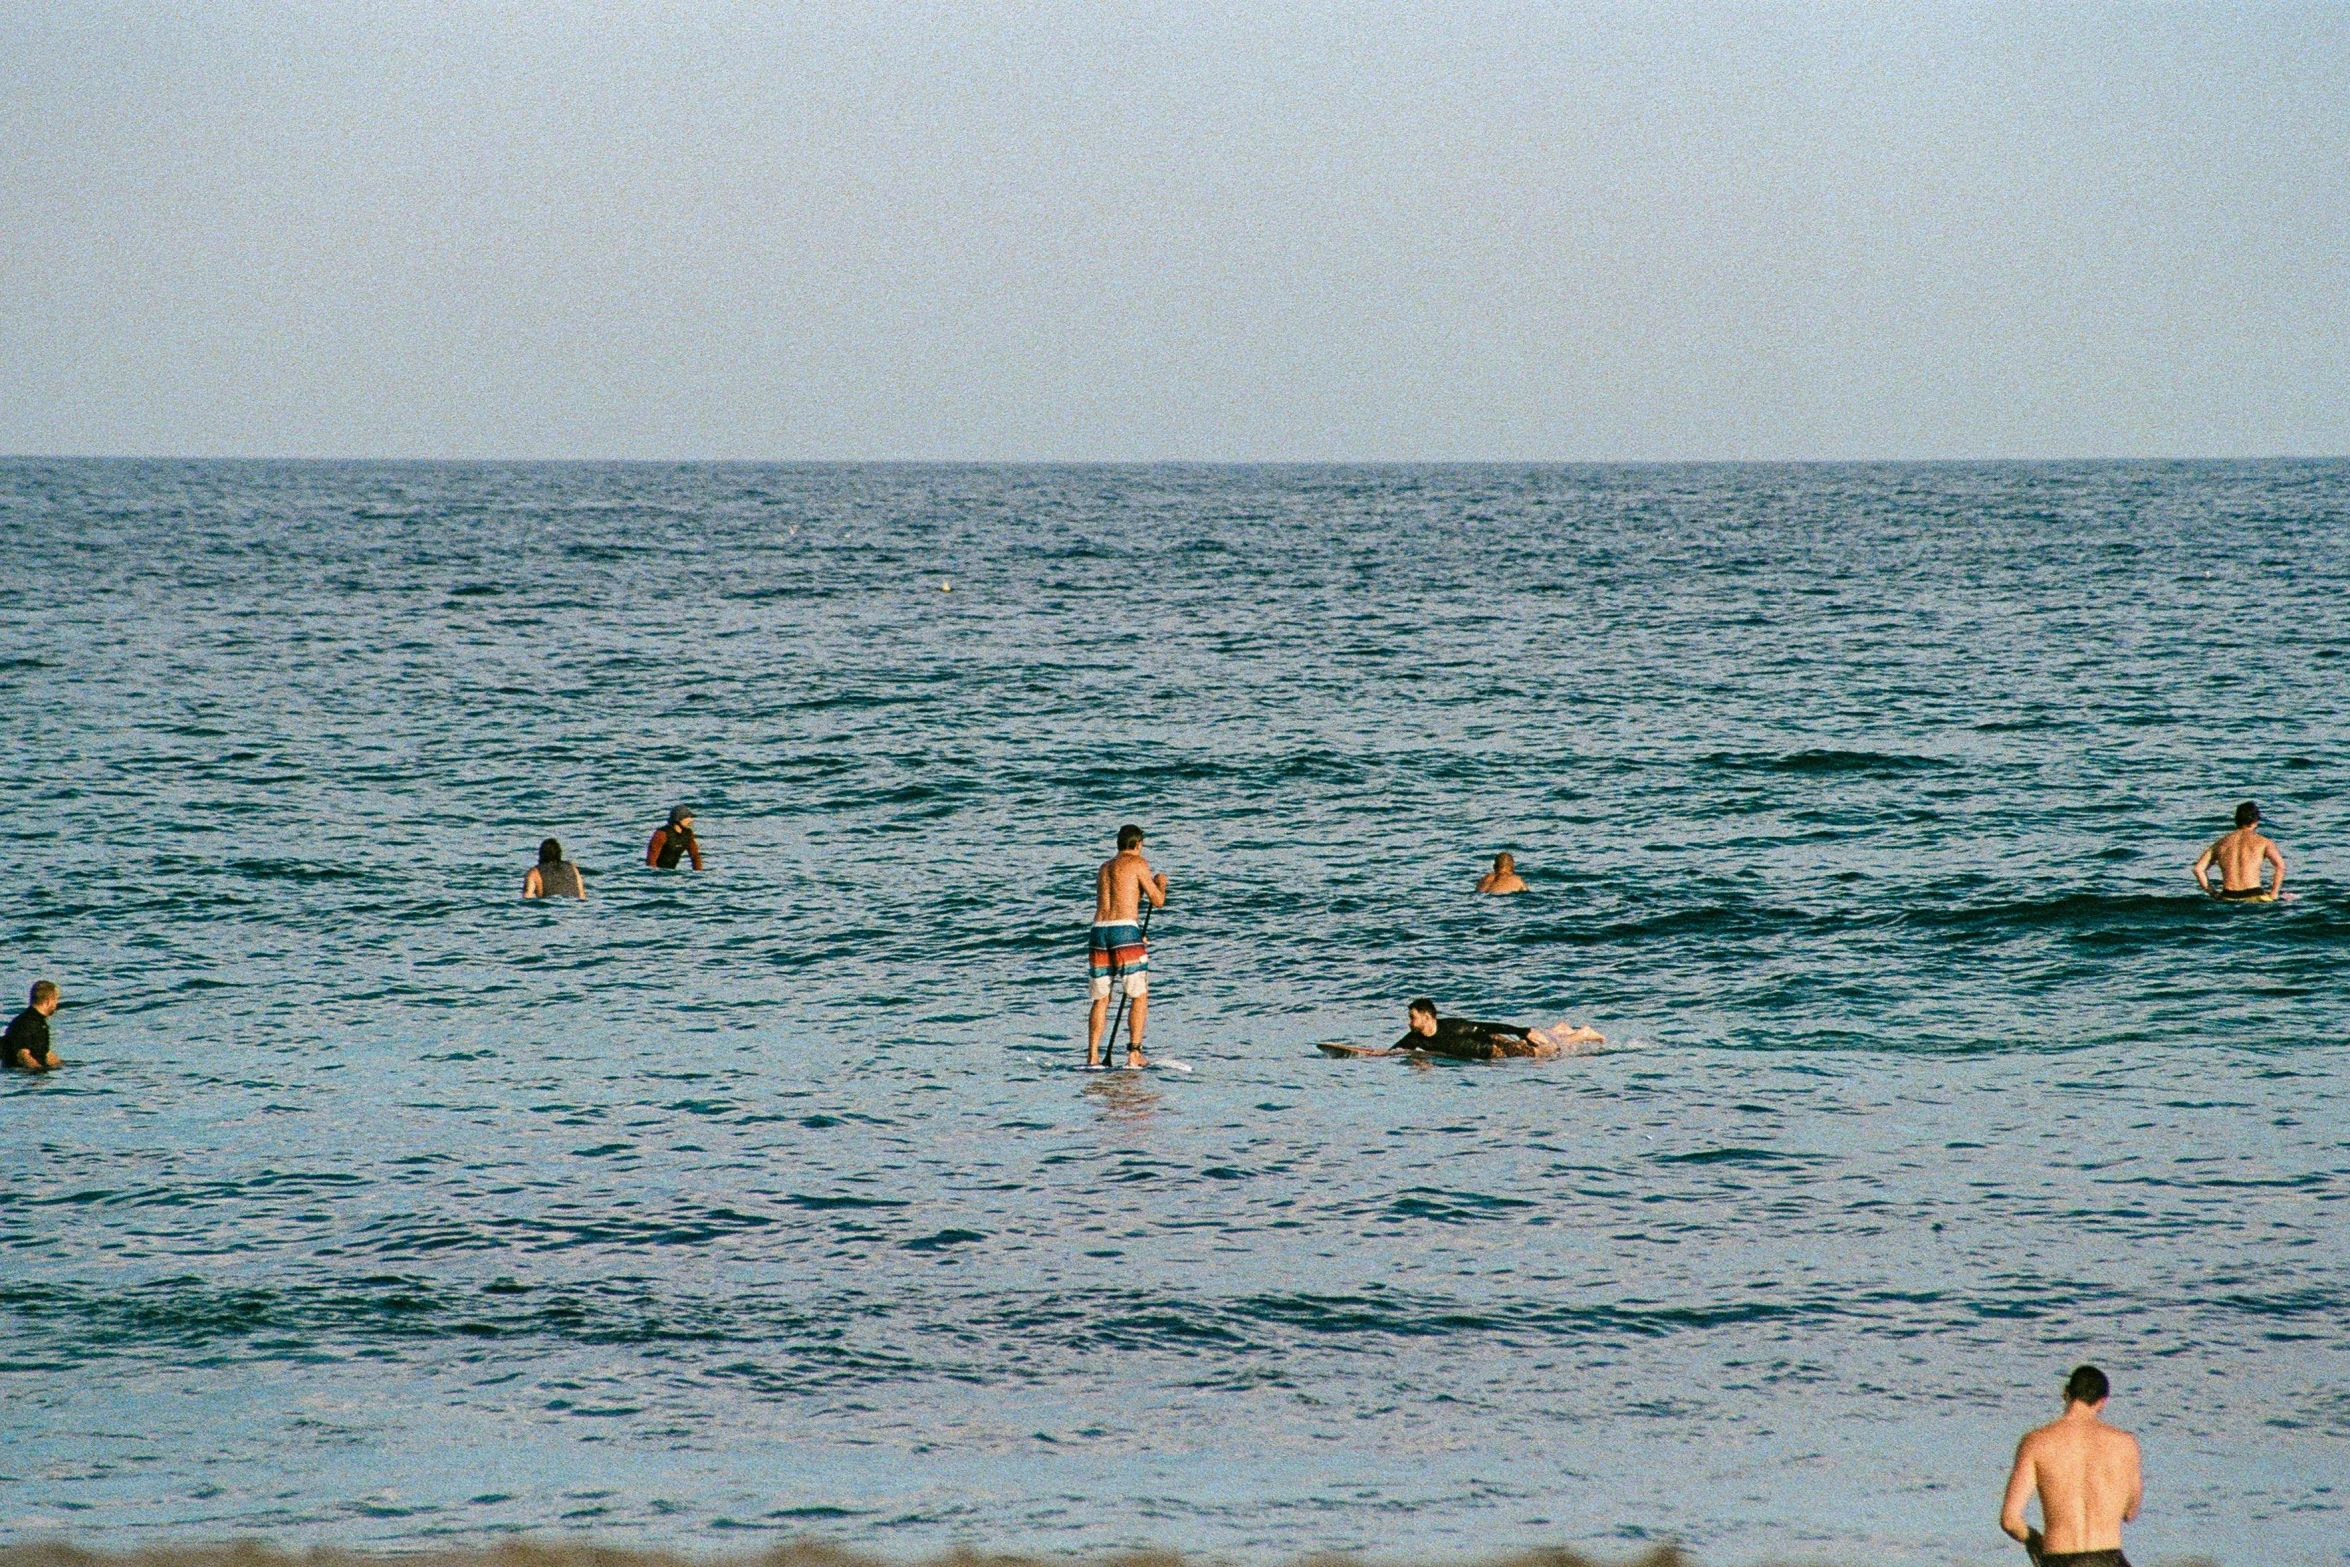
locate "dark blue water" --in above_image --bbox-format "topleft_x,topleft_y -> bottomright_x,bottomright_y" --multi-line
2,460 -> 2344,1564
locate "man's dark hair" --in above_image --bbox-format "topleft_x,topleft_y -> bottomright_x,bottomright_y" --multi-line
2235,800 -> 2260,827
30,980 -> 57,1006
540,838 -> 563,865
1408,997 -> 1438,1018
1117,824 -> 1145,850
2064,1364 -> 2109,1405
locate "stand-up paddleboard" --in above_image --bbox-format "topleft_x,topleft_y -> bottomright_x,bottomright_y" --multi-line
1083,1058 -> 1192,1073
1316,1042 -> 1397,1058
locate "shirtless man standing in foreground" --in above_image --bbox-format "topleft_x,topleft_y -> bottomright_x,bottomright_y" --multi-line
2000,1365 -> 2143,1567
2192,800 -> 2285,901
1087,824 -> 1168,1069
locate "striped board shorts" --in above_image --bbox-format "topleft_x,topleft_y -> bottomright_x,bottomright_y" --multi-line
1088,920 -> 1148,1000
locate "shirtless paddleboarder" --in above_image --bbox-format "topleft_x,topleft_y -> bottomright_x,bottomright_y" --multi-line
1087,824 -> 1168,1070
2192,800 -> 2285,902
1999,1364 -> 2143,1567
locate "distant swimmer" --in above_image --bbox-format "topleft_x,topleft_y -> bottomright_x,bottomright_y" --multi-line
1476,852 -> 1528,895
2192,800 -> 2285,902
1087,823 -> 1168,1070
646,807 -> 704,871
1322,998 -> 1602,1059
524,838 -> 586,900
2000,1364 -> 2143,1566
4,981 -> 62,1073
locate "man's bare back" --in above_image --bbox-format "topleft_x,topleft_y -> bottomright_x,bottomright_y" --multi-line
2001,1369 -> 2142,1562
1475,852 -> 1528,895
1094,849 -> 1165,923
2195,822 -> 2284,898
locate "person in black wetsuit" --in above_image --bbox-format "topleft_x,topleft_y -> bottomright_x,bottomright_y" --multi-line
1393,997 -> 1601,1059
4,980 -> 61,1072
645,806 -> 704,871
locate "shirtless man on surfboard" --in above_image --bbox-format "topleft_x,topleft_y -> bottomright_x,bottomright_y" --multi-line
2192,800 -> 2286,902
1088,824 -> 1168,1069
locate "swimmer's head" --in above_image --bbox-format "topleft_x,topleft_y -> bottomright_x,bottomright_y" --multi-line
2063,1364 -> 2109,1407
669,806 -> 695,829
1408,998 -> 1438,1024
539,838 -> 563,865
1118,823 -> 1145,850
1493,852 -> 1514,872
30,980 -> 58,1011
2235,800 -> 2260,827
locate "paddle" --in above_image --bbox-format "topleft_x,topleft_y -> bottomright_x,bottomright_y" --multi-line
1104,899 -> 1152,1065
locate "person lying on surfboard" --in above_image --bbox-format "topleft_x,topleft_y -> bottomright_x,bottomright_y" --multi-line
1087,823 -> 1169,1070
2192,800 -> 2285,902
1322,998 -> 1602,1060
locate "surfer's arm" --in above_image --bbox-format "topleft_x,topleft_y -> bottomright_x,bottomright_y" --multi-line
686,836 -> 705,870
2264,840 -> 2285,897
1998,1437 -> 2038,1543
523,866 -> 544,898
1145,869 -> 1168,908
2190,843 -> 2216,892
646,831 -> 665,868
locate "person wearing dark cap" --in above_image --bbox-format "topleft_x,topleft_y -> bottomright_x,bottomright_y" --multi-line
2192,800 -> 2285,902
5,981 -> 62,1072
2000,1364 -> 2142,1566
645,807 -> 704,871
524,838 -> 587,899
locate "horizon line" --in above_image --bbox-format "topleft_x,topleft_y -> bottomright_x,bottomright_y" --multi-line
5,452 -> 2348,468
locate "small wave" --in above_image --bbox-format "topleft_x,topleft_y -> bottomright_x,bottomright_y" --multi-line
1652,1147 -> 1825,1168
1700,748 -> 1950,776
1901,891 -> 2215,933
1382,1187 -> 1540,1223
902,1228 -> 987,1251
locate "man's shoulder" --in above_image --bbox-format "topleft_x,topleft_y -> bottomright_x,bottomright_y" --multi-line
2018,1418 -> 2070,1450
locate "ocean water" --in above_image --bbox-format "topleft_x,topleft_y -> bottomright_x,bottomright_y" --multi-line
1,459 -> 2345,1566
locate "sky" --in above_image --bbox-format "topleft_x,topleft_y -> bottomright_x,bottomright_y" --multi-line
2,2 -> 2345,461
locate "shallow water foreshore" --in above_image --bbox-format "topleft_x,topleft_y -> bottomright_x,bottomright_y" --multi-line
0,1549 -> 1700,1567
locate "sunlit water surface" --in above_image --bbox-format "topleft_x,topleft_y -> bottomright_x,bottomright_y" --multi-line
2,460 -> 2345,1565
